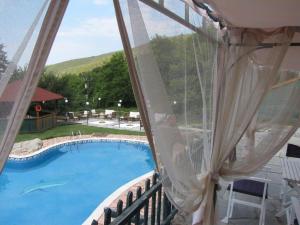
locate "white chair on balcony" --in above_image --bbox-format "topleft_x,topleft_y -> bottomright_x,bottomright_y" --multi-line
222,177 -> 270,225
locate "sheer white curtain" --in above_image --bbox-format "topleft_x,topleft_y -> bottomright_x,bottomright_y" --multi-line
197,28 -> 295,225
0,0 -> 68,172
118,0 -> 217,212
115,0 -> 300,224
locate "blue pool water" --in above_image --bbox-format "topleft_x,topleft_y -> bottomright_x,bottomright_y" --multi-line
0,140 -> 154,225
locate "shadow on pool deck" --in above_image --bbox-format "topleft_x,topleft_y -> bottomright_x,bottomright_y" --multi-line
97,155 -> 287,225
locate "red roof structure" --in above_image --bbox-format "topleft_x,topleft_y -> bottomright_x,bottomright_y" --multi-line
31,87 -> 64,102
0,80 -> 64,102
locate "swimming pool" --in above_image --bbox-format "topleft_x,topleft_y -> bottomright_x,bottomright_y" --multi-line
0,139 -> 155,225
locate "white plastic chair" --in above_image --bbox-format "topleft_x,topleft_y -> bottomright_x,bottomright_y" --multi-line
222,176 -> 271,225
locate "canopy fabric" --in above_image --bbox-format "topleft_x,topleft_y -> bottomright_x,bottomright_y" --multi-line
0,80 -> 63,102
114,0 -> 300,224
0,0 -> 68,172
194,0 -> 300,28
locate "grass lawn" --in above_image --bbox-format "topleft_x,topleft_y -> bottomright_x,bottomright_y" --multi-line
16,124 -> 145,142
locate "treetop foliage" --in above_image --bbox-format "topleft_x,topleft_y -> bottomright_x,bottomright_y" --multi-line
39,52 -> 136,113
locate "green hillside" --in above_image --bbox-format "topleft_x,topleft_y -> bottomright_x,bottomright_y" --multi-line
45,51 -> 118,75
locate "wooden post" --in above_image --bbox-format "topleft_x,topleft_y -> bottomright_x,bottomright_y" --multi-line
36,110 -> 40,131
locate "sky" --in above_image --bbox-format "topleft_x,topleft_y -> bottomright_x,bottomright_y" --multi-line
46,0 -> 123,65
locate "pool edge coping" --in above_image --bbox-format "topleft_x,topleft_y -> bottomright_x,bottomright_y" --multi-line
82,170 -> 155,225
9,137 -> 149,160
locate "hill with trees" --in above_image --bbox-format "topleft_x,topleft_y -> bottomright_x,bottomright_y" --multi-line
45,51 -> 117,75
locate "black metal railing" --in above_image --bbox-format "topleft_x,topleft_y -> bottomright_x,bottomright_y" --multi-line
91,173 -> 177,225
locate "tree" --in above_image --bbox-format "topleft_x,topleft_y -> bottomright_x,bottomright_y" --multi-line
38,52 -> 137,113
90,52 -> 136,108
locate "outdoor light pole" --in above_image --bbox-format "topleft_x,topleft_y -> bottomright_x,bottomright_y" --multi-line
98,97 -> 101,108
118,102 -> 121,128
84,82 -> 88,103
65,98 -> 69,120
86,101 -> 89,125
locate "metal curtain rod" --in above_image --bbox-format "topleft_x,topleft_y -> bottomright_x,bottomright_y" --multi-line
139,0 -> 220,44
230,43 -> 300,47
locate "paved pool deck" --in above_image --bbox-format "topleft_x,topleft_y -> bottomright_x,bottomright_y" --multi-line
75,118 -> 144,132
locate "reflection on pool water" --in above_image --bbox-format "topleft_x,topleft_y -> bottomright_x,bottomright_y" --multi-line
0,140 -> 154,225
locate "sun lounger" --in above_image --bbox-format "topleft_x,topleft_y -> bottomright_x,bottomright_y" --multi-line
80,110 -> 89,119
91,109 -> 99,117
104,109 -> 116,119
128,111 -> 140,121
68,112 -> 79,121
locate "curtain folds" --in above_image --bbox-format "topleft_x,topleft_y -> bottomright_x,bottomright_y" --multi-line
0,0 -> 68,172
115,0 -> 300,224
198,28 -> 295,225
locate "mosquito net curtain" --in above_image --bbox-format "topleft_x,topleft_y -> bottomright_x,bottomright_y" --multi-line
115,0 -> 300,224
0,0 -> 68,172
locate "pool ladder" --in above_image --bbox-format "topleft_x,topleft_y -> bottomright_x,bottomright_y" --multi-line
69,130 -> 82,151
71,130 -> 82,139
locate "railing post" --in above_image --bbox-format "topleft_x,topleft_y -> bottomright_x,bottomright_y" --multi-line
117,200 -> 123,216
134,186 -> 142,225
156,185 -> 162,225
91,220 -> 98,225
144,179 -> 151,225
104,208 -> 112,225
163,193 -> 171,225
151,173 -> 158,225
126,191 -> 133,225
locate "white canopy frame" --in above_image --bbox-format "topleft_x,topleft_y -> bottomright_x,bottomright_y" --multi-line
0,0 -> 68,172
114,0 -> 300,225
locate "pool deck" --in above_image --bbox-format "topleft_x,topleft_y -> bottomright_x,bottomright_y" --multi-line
76,118 -> 144,132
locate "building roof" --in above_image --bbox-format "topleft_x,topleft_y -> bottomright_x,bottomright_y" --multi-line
0,80 -> 64,102
32,87 -> 64,102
